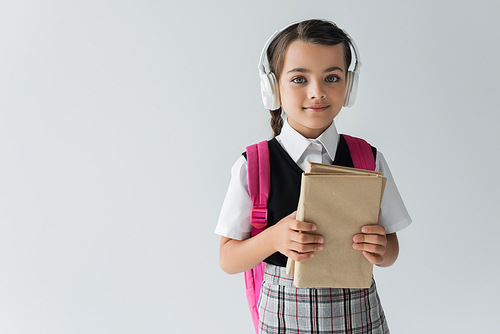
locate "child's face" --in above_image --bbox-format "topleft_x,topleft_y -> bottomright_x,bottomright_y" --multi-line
279,40 -> 347,139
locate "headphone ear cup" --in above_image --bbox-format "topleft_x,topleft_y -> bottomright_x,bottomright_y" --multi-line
343,70 -> 359,108
268,72 -> 280,110
343,71 -> 353,107
260,72 -> 280,110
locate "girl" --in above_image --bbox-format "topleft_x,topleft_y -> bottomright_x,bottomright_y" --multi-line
215,19 -> 411,334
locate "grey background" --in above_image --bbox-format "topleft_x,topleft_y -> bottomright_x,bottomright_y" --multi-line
1,0 -> 498,333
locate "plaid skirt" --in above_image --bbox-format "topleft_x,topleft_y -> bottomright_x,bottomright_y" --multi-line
258,263 -> 389,334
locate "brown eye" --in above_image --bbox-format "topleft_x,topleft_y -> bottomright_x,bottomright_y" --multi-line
292,77 -> 306,84
325,75 -> 339,83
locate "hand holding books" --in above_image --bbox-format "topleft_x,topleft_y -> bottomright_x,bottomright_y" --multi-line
268,211 -> 324,263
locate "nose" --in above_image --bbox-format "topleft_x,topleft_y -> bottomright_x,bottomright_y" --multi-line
307,80 -> 326,100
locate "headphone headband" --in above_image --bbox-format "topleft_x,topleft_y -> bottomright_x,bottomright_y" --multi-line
258,20 -> 362,109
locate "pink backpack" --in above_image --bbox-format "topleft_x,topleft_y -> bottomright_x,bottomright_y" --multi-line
244,135 -> 376,333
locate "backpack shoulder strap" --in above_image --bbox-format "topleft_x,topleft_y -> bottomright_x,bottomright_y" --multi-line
246,140 -> 270,235
342,134 -> 376,171
245,141 -> 270,333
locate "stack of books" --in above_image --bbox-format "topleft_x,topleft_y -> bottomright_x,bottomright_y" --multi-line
286,162 -> 386,288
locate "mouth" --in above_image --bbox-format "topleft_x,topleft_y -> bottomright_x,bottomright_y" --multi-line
302,104 -> 330,113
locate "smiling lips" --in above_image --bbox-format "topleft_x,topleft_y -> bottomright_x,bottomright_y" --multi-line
303,104 -> 330,113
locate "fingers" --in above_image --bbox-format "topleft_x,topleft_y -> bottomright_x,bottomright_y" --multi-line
353,225 -> 386,246
360,225 -> 386,235
352,241 -> 384,254
282,211 -> 318,233
286,232 -> 324,259
289,219 -> 318,233
352,225 -> 387,264
289,239 -> 323,252
362,251 -> 383,265
290,230 -> 324,245
287,250 -> 316,262
352,233 -> 386,247
282,212 -> 324,261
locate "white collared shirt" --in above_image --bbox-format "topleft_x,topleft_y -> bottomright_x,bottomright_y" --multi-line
215,121 -> 412,240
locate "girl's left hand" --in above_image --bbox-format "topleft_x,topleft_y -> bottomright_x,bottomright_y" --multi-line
352,225 -> 387,265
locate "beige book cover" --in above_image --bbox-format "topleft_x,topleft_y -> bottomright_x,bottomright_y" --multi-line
305,162 -> 383,176
286,162 -> 386,288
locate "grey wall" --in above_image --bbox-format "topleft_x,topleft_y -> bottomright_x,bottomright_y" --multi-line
1,1 -> 498,333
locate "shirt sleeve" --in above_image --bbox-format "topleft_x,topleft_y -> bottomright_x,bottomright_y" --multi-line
375,152 -> 412,234
214,156 -> 253,240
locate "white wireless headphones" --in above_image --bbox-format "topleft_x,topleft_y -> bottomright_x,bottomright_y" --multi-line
258,20 -> 362,110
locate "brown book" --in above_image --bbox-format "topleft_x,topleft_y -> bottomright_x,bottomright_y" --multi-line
285,162 -> 386,288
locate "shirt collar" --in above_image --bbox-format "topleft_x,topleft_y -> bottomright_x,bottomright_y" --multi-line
315,122 -> 339,162
276,120 -> 339,164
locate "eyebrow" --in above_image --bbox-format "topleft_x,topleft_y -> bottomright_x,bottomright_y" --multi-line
286,66 -> 344,74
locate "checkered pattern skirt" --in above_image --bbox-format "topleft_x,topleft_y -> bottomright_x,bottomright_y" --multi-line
258,263 -> 390,334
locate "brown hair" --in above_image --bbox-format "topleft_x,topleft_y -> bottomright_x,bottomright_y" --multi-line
266,19 -> 352,137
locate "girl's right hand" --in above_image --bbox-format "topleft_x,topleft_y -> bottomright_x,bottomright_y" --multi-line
269,211 -> 324,262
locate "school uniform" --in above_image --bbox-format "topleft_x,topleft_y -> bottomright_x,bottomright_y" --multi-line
216,120 -> 411,334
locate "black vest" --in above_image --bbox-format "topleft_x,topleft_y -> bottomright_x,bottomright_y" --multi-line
244,135 -> 377,267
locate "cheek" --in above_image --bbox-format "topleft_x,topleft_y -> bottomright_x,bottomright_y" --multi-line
279,85 -> 301,107
327,86 -> 346,103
